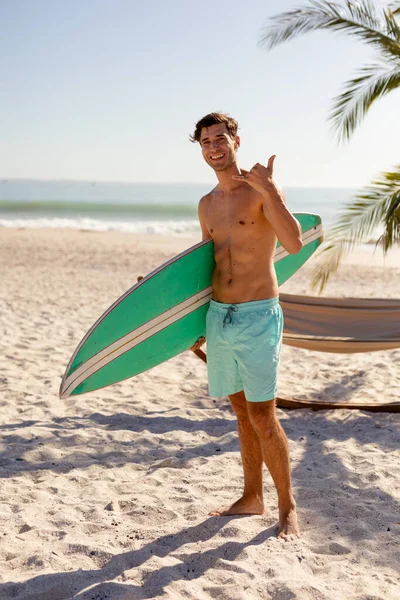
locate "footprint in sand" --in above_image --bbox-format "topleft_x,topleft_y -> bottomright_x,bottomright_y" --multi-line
312,542 -> 351,555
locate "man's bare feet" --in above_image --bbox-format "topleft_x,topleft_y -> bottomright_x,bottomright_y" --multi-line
277,504 -> 300,540
209,494 -> 264,516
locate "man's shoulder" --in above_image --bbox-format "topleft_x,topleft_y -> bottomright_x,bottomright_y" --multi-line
198,187 -> 216,207
199,192 -> 211,205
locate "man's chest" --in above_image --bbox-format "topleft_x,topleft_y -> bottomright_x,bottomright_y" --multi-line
205,194 -> 264,233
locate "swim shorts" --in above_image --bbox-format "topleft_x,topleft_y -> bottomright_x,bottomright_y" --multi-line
206,297 -> 283,402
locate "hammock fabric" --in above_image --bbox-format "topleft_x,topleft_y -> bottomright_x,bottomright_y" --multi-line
280,293 -> 400,353
192,348 -> 399,412
192,292 -> 400,412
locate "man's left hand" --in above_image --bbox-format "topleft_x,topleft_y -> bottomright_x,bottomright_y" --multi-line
232,155 -> 280,198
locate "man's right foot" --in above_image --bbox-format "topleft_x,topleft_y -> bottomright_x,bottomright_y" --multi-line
209,495 -> 264,516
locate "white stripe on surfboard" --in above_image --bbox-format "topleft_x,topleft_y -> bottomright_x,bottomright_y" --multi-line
61,224 -> 323,397
61,286 -> 213,397
274,224 -> 322,262
61,223 -> 323,397
63,224 -> 320,389
60,237 -> 212,386
60,218 -> 321,388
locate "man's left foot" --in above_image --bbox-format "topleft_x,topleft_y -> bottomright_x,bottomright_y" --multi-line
277,504 -> 300,540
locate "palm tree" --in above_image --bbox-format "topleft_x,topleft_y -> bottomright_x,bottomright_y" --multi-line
259,0 -> 400,292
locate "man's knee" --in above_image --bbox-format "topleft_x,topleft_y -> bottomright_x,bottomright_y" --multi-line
229,391 -> 248,419
247,400 -> 278,436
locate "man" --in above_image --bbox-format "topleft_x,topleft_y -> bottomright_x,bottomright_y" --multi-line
190,112 -> 302,539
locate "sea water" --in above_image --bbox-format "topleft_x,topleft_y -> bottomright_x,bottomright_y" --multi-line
0,179 -> 356,236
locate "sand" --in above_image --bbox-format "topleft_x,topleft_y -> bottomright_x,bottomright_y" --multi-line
0,228 -> 399,600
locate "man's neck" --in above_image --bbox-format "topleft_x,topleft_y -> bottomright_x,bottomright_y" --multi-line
215,163 -> 243,193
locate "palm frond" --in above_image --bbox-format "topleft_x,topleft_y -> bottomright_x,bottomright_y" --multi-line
389,2 -> 400,17
380,189 -> 400,251
259,0 -> 400,59
310,243 -> 347,293
329,64 -> 400,143
311,165 -> 400,292
385,6 -> 400,37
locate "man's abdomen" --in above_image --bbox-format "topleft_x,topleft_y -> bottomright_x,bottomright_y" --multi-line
211,260 -> 278,303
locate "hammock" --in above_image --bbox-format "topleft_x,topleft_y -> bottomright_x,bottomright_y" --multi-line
192,347 -> 399,412
192,294 -> 400,411
280,293 -> 400,353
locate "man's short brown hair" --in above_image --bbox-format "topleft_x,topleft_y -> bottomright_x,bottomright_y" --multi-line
190,112 -> 238,143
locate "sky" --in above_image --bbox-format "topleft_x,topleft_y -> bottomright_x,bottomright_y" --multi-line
0,0 -> 399,187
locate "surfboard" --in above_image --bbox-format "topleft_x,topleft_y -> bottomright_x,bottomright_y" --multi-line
60,212 -> 323,398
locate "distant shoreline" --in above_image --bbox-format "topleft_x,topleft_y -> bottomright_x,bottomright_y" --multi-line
0,177 -> 360,190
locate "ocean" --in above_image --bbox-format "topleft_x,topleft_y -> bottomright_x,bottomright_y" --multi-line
0,180 -> 356,236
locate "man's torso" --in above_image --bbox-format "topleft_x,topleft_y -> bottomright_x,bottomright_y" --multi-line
202,184 -> 278,303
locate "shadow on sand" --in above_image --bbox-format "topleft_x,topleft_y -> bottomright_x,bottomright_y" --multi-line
0,517 -> 277,600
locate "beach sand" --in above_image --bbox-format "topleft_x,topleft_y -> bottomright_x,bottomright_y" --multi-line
0,228 -> 399,600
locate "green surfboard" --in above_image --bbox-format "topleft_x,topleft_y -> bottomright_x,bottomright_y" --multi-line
60,213 -> 323,398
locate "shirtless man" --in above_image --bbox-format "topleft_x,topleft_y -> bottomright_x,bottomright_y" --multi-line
190,112 -> 302,539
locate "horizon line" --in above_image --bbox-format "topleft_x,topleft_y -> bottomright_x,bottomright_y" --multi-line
0,177 -> 359,190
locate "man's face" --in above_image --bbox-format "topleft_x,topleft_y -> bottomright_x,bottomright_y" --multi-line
199,123 -> 239,172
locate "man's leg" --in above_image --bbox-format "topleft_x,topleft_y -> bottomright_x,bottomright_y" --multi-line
209,390 -> 264,516
247,399 -> 299,539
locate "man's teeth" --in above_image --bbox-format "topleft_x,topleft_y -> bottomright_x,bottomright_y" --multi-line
211,154 -> 224,160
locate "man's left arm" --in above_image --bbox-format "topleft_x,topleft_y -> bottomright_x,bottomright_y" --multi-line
233,155 -> 303,254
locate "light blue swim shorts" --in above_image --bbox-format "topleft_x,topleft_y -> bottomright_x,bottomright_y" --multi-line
206,297 -> 283,402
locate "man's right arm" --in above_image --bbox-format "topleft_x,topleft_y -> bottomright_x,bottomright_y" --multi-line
190,196 -> 211,353
198,195 -> 212,241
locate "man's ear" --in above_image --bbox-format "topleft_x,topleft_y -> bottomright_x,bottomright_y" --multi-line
234,135 -> 240,150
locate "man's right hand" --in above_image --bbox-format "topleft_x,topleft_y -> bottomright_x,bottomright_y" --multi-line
190,337 -> 206,352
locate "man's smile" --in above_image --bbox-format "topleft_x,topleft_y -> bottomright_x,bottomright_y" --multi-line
210,153 -> 225,161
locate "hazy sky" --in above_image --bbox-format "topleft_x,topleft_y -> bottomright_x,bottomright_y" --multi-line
1,0 -> 398,187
